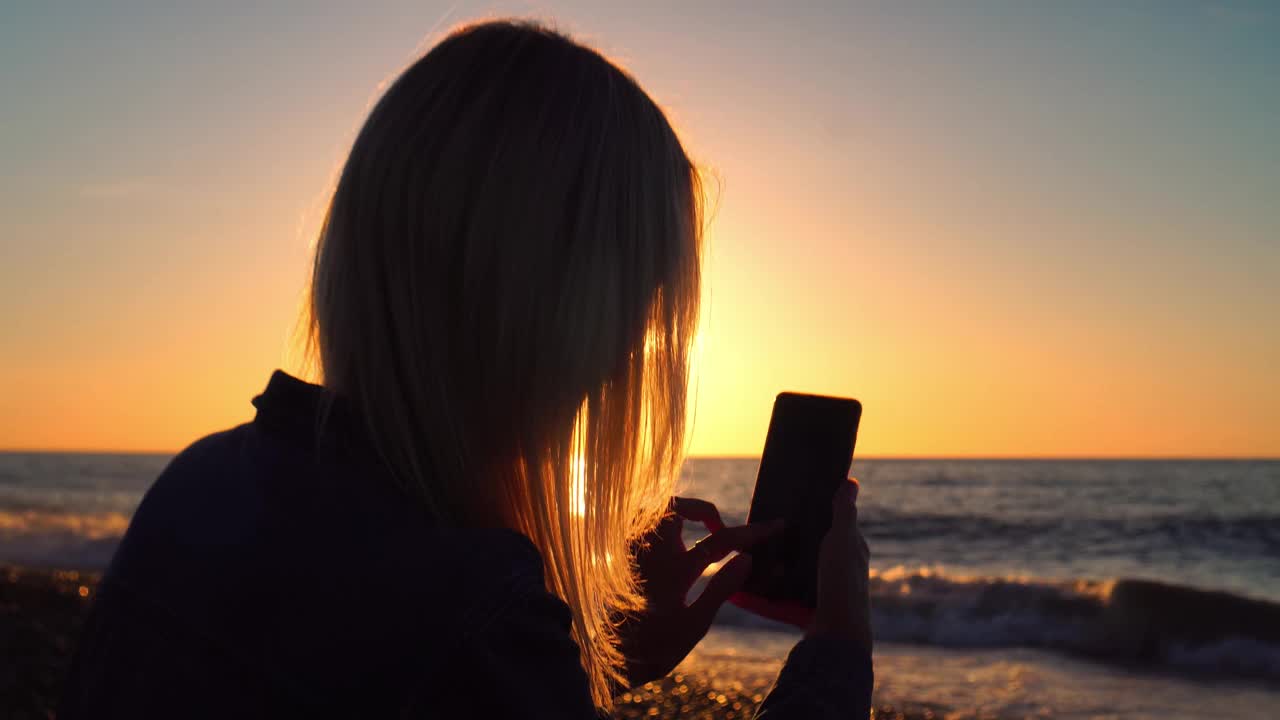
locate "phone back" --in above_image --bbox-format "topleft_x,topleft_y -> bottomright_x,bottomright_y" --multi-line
744,393 -> 861,607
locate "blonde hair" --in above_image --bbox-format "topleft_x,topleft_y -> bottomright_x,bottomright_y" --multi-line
305,20 -> 701,708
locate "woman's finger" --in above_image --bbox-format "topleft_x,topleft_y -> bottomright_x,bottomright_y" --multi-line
686,521 -> 783,573
672,497 -> 725,532
654,507 -> 685,546
688,553 -> 753,636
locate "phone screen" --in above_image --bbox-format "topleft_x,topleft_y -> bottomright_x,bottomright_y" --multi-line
743,393 -> 861,607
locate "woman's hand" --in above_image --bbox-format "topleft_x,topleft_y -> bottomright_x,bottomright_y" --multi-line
619,497 -> 783,688
809,478 -> 872,651
725,477 -> 873,642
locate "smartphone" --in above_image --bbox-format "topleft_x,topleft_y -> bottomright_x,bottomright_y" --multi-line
743,392 -> 861,608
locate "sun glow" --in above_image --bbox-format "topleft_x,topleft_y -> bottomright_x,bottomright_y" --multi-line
1,6 -> 1276,458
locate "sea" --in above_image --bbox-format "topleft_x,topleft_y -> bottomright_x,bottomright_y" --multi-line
3,453 -> 1278,719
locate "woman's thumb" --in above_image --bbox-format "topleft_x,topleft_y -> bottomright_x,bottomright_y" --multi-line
831,478 -> 859,528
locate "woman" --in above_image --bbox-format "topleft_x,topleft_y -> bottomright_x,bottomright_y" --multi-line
61,20 -> 872,718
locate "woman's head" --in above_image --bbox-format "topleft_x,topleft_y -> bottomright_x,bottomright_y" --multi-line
307,20 -> 701,706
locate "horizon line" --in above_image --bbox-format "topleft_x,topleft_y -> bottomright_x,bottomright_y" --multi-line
689,454 -> 1280,461
1,448 -> 1277,462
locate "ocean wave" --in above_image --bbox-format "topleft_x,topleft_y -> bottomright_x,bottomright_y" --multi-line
0,509 -> 130,537
710,566 -> 1280,683
5,502 -> 1279,685
0,510 -> 126,570
709,508 -> 1280,553
859,508 -> 1280,552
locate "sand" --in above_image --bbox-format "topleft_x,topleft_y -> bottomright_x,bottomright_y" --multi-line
3,566 -> 932,719
1,566 -> 97,719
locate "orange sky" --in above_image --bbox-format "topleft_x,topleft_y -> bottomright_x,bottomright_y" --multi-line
2,3 -> 1277,457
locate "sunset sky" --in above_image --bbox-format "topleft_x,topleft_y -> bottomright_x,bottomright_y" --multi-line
2,1 -> 1277,457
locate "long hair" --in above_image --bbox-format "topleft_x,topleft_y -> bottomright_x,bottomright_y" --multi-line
305,20 -> 702,707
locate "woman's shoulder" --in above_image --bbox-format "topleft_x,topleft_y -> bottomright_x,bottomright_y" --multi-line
116,425 -> 262,557
96,425 -> 569,708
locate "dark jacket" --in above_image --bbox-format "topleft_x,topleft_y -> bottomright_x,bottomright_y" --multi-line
61,371 -> 872,718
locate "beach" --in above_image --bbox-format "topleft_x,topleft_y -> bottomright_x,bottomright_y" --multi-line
8,565 -> 1280,720
1,567 -> 96,718
3,454 -> 1280,718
